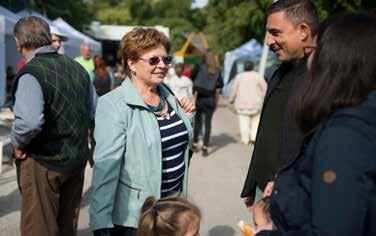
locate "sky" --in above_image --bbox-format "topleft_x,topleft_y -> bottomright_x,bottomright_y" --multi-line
191,0 -> 209,9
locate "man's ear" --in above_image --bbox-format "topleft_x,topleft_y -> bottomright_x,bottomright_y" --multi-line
14,37 -> 21,52
298,22 -> 311,41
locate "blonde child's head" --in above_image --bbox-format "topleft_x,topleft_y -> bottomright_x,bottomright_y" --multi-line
137,196 -> 201,236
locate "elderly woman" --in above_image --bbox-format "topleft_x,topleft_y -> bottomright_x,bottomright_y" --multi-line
90,27 -> 195,236
256,13 -> 376,236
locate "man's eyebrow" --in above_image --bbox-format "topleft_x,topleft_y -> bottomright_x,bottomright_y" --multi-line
267,28 -> 282,33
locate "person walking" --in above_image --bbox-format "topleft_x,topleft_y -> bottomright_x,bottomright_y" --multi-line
91,55 -> 114,96
192,50 -> 223,156
256,13 -> 376,236
241,0 -> 319,209
229,61 -> 267,144
165,63 -> 193,101
11,16 -> 96,236
89,27 -> 195,236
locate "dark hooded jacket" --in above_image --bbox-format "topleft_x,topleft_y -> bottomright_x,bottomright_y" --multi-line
258,91 -> 376,236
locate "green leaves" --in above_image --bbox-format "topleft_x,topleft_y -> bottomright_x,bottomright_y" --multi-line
24,0 -> 92,30
314,0 -> 372,21
203,0 -> 272,60
3,0 -> 372,60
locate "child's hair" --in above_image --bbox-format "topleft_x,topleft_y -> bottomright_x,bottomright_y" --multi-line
137,196 -> 201,236
257,197 -> 272,223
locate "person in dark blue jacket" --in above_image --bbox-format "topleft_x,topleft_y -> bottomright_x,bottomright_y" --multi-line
256,13 -> 376,236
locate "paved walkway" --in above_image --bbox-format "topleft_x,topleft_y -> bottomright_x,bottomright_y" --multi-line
0,99 -> 254,236
188,102 -> 253,236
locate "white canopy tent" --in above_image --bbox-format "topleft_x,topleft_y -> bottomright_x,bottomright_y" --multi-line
88,22 -> 169,41
16,9 -> 85,58
222,39 -> 262,97
0,5 -> 19,34
53,17 -> 102,57
0,6 -> 22,106
17,9 -> 54,25
222,39 -> 276,97
0,7 -> 103,106
223,39 -> 263,86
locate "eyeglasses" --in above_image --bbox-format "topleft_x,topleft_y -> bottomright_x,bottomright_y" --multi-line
139,56 -> 173,66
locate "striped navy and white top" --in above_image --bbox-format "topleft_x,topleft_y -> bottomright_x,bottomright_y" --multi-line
156,103 -> 189,198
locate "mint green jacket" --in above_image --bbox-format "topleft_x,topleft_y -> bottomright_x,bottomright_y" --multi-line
89,79 -> 194,230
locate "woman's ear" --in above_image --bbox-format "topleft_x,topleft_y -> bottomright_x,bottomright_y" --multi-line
127,58 -> 136,75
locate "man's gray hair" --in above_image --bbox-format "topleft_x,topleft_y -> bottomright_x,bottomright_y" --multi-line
13,16 -> 52,49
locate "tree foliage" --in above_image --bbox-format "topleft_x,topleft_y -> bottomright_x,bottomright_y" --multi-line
0,0 -> 92,30
203,0 -> 273,59
90,1 -> 133,25
315,0 -> 374,19
1,0 -> 374,59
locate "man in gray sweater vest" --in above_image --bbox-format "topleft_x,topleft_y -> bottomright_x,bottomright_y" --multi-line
12,16 -> 97,236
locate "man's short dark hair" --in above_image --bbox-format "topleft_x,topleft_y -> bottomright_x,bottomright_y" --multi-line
244,61 -> 254,71
267,0 -> 319,36
13,16 -> 52,49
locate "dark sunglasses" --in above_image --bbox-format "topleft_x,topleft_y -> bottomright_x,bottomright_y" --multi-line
139,56 -> 173,66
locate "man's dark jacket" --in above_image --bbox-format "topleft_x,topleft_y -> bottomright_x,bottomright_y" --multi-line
257,91 -> 376,236
241,60 -> 306,198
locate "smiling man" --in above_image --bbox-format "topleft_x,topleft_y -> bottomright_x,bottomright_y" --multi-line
241,0 -> 318,210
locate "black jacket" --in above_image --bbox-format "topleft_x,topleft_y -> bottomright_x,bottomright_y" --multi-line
258,92 -> 376,236
241,61 -> 306,198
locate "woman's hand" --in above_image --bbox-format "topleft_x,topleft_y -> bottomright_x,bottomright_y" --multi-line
263,181 -> 275,197
178,98 -> 195,115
